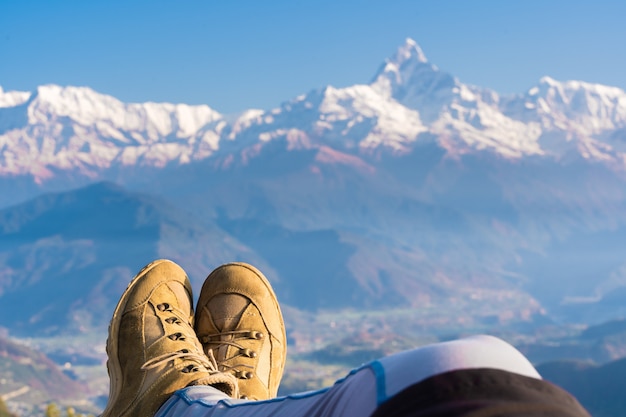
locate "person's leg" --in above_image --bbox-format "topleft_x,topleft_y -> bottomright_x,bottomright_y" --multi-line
155,335 -> 590,417
374,334 -> 540,399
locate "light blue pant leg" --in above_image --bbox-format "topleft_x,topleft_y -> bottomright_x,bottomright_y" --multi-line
155,335 -> 540,417
155,366 -> 378,417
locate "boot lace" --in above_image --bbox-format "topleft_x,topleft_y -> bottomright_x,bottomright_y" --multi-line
201,328 -> 262,378
141,302 -> 220,374
141,348 -> 218,373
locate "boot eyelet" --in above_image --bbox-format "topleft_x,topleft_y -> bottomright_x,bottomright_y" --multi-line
182,364 -> 199,373
240,348 -> 257,358
248,331 -> 263,340
235,370 -> 253,379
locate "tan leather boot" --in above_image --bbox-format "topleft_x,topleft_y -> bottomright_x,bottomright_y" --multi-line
101,260 -> 238,417
194,262 -> 287,400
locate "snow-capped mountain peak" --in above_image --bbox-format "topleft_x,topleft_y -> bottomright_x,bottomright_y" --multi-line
2,39 -> 626,183
370,38 -> 436,99
0,86 -> 31,108
392,37 -> 429,65
0,84 -> 228,179
218,84 -> 426,154
26,84 -> 223,136
28,84 -> 126,126
503,77 -> 626,134
369,39 -> 489,125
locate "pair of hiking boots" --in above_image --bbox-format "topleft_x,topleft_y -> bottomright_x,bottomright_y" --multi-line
101,260 -> 287,417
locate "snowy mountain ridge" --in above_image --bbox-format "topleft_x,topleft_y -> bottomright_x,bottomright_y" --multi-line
2,38 -> 626,181
0,85 -> 30,108
0,84 -> 228,179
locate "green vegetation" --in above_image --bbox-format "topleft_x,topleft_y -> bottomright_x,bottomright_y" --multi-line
44,404 -> 60,417
0,402 -> 96,417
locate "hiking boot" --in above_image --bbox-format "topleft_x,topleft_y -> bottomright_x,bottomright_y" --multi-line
194,262 -> 287,400
101,259 -> 238,417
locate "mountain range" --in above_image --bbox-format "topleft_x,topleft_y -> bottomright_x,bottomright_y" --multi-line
1,39 -> 626,337
2,39 -> 626,186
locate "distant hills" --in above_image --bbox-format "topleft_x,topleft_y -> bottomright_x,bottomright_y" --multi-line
0,334 -> 93,414
0,182 -> 272,335
0,181 -> 545,336
539,358 -> 626,417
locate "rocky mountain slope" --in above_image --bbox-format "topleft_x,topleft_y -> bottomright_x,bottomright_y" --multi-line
0,334 -> 94,416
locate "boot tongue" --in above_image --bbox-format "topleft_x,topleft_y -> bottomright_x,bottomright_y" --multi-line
208,294 -> 249,331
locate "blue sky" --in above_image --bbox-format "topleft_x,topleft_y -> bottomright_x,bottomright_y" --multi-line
1,0 -> 624,114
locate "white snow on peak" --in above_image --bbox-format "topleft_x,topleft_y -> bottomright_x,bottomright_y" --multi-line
527,87 -> 540,96
497,76 -> 626,163
370,39 -> 434,101
0,84 -> 227,179
0,86 -> 31,108
317,84 -> 426,151
538,76 -> 558,86
394,38 -> 428,65
226,109 -> 265,140
29,84 -> 127,126
243,84 -> 427,153
368,41 -> 503,126
503,77 -> 626,134
366,42 -> 626,160
27,84 -> 222,136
